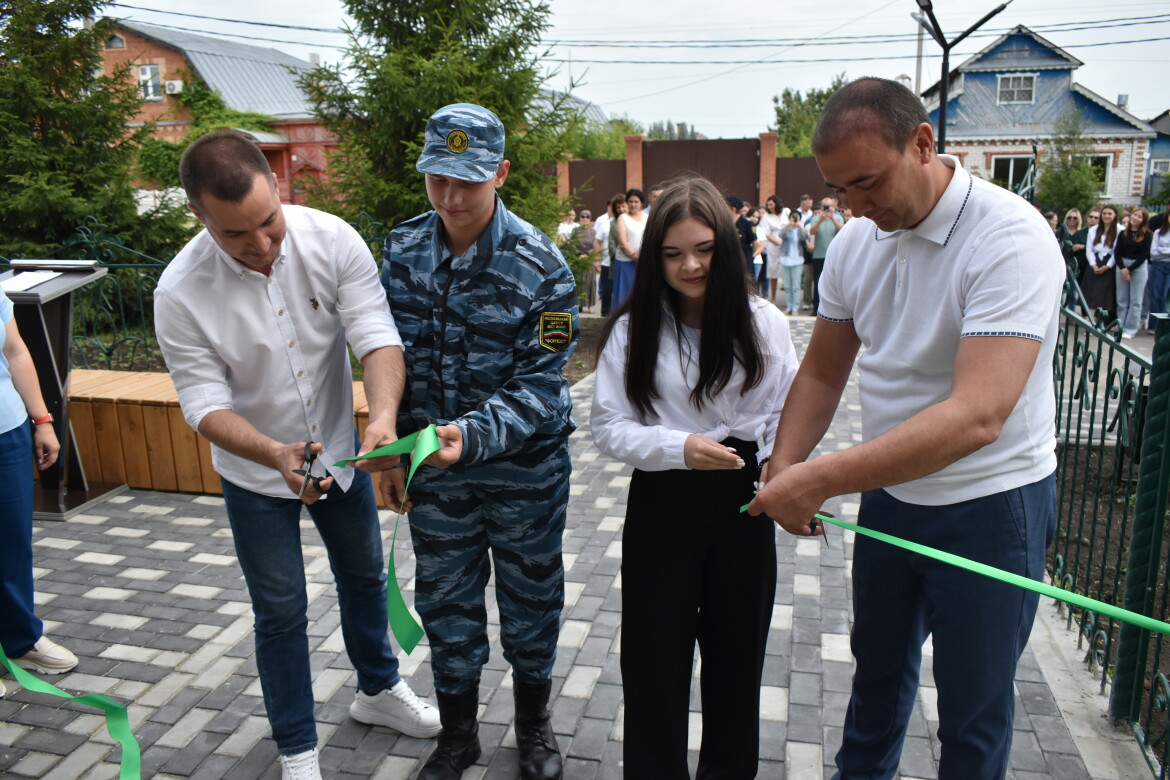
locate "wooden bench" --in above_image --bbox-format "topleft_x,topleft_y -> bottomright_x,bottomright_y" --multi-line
68,370 -> 381,503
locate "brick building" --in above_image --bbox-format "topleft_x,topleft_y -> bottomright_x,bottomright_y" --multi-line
99,20 -> 334,204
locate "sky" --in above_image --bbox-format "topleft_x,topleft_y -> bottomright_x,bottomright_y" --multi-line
100,0 -> 1170,139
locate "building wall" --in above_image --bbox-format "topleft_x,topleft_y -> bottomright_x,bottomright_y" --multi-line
100,29 -> 338,204
101,27 -> 192,143
944,135 -> 1147,206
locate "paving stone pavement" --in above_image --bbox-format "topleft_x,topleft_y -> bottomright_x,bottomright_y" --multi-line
0,316 -> 1151,779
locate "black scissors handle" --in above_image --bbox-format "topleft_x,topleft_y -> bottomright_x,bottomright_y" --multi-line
292,441 -> 322,499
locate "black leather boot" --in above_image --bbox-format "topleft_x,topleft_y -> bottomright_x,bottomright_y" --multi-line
513,680 -> 563,780
418,689 -> 481,780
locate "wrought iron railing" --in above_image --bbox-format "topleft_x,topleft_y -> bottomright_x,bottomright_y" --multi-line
1052,263 -> 1170,778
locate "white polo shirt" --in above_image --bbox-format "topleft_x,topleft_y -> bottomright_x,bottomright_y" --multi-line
818,156 -> 1063,505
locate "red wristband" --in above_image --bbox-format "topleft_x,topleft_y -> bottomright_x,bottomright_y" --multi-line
31,413 -> 53,426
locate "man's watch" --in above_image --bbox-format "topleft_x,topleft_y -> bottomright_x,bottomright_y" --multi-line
31,413 -> 53,426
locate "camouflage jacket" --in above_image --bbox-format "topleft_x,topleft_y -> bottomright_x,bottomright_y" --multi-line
382,196 -> 578,467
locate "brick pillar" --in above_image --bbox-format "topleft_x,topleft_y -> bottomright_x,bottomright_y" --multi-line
625,135 -> 644,192
557,157 -> 571,202
759,132 -> 778,202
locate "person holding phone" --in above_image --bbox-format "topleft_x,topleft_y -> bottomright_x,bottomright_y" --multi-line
778,211 -> 808,315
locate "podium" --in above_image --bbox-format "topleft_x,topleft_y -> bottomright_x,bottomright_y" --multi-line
1,260 -> 127,519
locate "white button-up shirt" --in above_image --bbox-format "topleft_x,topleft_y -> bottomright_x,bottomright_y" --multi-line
591,297 -> 798,471
155,205 -> 402,497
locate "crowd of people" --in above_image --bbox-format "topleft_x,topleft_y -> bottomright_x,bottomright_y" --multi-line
563,184 -> 862,320
1055,203 -> 1169,337
4,75 -> 1142,780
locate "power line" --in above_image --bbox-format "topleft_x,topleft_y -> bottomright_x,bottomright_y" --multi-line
545,35 -> 1170,66
548,14 -> 1170,47
108,19 -> 349,50
107,2 -> 349,34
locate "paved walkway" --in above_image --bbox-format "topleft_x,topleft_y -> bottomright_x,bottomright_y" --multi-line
0,317 -> 1153,779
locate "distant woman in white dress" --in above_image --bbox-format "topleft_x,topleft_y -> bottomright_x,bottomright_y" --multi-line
610,188 -> 646,309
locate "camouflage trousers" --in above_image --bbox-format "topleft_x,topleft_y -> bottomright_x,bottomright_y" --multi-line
406,438 -> 569,695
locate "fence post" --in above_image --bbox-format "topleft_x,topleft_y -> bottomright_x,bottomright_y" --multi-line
1110,314 -> 1170,721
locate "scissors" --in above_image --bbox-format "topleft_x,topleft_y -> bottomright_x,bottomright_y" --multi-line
292,441 -> 328,499
810,512 -> 833,546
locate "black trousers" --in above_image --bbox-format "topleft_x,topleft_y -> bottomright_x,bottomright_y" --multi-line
622,439 -> 777,779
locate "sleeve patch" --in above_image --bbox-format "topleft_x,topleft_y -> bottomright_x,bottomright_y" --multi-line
539,312 -> 573,352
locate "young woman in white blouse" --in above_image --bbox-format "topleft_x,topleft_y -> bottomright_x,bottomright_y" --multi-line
591,177 -> 799,778
1084,205 -> 1120,324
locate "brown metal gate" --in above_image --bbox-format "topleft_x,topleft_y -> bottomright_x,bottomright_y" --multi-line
644,139 -> 761,204
569,159 -> 626,218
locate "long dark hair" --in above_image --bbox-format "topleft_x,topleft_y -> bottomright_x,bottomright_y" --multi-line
1095,205 -> 1119,247
1128,208 -> 1150,243
598,177 -> 766,417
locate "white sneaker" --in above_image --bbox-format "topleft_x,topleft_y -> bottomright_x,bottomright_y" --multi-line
280,747 -> 322,780
349,679 -> 441,738
14,637 -> 78,674
1,678 -> 6,697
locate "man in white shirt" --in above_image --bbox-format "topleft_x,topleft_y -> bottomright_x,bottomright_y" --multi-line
750,78 -> 1063,780
154,129 -> 438,780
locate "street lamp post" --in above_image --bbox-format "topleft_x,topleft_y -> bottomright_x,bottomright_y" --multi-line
912,0 -> 1012,153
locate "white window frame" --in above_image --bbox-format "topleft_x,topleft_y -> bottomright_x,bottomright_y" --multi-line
1076,153 -> 1112,196
106,35 -> 125,49
997,73 -> 1036,105
991,154 -> 1033,190
1152,159 -> 1170,174
138,64 -> 162,102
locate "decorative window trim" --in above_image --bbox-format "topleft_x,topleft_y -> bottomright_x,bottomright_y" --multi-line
138,64 -> 162,102
997,73 -> 1037,105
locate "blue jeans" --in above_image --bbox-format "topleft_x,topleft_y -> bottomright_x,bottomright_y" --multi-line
221,467 -> 401,755
1117,261 -> 1149,336
0,421 -> 42,659
1147,261 -> 1170,327
780,264 -> 803,313
834,474 -> 1056,780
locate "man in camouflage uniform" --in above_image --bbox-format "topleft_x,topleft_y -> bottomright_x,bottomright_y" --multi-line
380,103 -> 576,780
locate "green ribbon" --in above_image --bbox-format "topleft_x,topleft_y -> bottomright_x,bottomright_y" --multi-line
334,425 -> 441,653
741,504 -> 1170,636
0,642 -> 141,779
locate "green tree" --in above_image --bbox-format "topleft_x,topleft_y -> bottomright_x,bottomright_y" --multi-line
770,74 -> 848,157
565,115 -> 643,160
1035,111 -> 1102,215
299,0 -> 581,237
0,0 -> 188,258
646,119 -> 701,141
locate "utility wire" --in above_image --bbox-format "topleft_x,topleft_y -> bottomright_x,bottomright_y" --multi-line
549,14 -> 1170,47
545,35 -> 1170,65
107,2 -> 348,34
105,2 -> 1168,52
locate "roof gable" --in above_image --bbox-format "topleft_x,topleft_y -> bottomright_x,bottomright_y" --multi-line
110,19 -> 315,119
960,25 -> 1082,72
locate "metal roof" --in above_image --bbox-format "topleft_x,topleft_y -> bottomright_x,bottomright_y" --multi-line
113,20 -> 315,119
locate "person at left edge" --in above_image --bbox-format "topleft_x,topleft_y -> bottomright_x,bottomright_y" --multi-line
153,128 -> 439,780
0,291 -> 78,700
382,103 -> 577,780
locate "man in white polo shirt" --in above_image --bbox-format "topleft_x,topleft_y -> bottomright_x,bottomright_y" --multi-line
750,77 -> 1063,779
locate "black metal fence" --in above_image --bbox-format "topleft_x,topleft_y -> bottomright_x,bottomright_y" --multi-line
1052,271 -> 1170,778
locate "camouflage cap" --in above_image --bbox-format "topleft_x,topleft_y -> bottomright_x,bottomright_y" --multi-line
416,103 -> 505,183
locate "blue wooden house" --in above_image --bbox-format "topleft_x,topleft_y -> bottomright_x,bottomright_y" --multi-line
921,25 -> 1155,207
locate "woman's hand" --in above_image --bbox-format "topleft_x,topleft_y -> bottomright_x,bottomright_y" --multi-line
1121,267 -> 1132,283
683,434 -> 745,470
